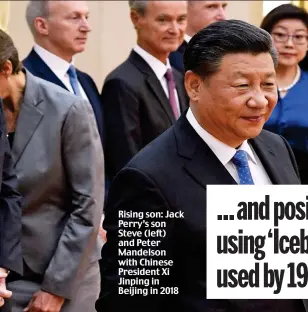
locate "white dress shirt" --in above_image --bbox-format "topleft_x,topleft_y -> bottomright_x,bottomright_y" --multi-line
186,108 -> 272,185
184,34 -> 192,43
133,45 -> 181,117
34,44 -> 89,101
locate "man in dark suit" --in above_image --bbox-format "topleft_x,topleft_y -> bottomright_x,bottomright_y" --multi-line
23,0 -> 103,143
169,1 -> 228,73
96,20 -> 306,312
0,99 -> 23,310
102,0 -> 189,180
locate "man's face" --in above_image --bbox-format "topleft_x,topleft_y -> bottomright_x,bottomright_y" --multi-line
187,1 -> 227,34
187,53 -> 278,147
44,1 -> 91,58
133,1 -> 187,61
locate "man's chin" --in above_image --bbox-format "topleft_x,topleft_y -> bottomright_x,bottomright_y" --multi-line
245,128 -> 263,140
164,44 -> 182,53
74,46 -> 86,54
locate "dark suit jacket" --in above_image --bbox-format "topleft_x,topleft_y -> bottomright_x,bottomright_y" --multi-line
22,49 -> 104,143
169,41 -> 188,74
0,100 -> 22,276
96,113 -> 304,312
101,50 -> 189,180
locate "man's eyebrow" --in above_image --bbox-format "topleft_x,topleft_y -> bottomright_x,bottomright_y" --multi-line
232,71 -> 276,78
265,72 -> 276,78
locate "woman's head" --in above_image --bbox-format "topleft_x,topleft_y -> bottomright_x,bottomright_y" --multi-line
0,30 -> 23,98
261,4 -> 308,68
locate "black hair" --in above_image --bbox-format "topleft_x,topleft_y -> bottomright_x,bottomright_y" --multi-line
184,19 -> 278,77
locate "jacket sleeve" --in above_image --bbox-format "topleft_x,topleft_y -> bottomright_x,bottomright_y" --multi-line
41,99 -> 105,299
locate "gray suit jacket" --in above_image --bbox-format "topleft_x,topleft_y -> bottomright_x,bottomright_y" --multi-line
12,70 -> 104,299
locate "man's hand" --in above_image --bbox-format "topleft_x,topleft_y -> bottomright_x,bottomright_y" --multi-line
0,268 -> 12,307
24,290 -> 65,312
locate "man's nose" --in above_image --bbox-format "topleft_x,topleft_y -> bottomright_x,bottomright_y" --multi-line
168,21 -> 181,35
216,7 -> 226,20
80,18 -> 91,32
248,92 -> 269,108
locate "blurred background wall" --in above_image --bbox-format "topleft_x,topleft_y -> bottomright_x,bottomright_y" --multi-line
0,0 -> 302,90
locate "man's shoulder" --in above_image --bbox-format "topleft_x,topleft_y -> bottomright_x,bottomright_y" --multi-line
75,68 -> 100,95
104,58 -> 144,87
126,126 -> 177,175
257,129 -> 285,146
23,48 -> 44,71
255,129 -> 295,163
76,68 -> 96,84
28,71 -> 86,110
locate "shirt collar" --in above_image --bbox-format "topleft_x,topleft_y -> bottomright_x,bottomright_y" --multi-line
133,45 -> 170,81
184,34 -> 192,43
34,44 -> 74,79
186,108 -> 257,165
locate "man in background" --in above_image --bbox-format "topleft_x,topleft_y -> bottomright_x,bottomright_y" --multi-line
23,0 -> 104,143
169,0 -> 228,73
102,0 -> 189,180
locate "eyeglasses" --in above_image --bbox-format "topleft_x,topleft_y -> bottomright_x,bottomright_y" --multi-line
272,32 -> 308,45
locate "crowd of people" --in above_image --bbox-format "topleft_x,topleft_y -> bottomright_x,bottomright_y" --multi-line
0,1 -> 308,312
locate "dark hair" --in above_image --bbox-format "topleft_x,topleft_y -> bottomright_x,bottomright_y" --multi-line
0,30 -> 23,74
260,4 -> 308,34
184,19 -> 278,77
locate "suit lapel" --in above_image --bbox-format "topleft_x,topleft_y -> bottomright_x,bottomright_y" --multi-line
184,145 -> 237,189
76,70 -> 101,116
174,115 -> 236,189
23,49 -> 69,91
146,75 -> 175,123
12,70 -> 44,166
129,51 -> 176,124
77,71 -> 94,103
175,115 -> 293,186
302,300 -> 308,312
249,136 -> 284,184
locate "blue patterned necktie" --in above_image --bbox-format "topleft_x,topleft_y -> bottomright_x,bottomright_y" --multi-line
67,65 -> 82,96
231,150 -> 254,185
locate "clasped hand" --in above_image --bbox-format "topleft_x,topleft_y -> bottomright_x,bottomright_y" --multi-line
24,290 -> 65,312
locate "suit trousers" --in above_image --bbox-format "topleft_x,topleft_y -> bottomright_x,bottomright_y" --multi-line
6,261 -> 100,312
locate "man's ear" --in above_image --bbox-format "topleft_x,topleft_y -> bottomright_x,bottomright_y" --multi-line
1,60 -> 13,77
130,10 -> 142,30
184,70 -> 203,103
34,17 -> 49,36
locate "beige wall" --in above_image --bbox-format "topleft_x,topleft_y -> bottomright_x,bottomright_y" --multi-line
226,1 -> 263,26
8,1 -> 262,90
